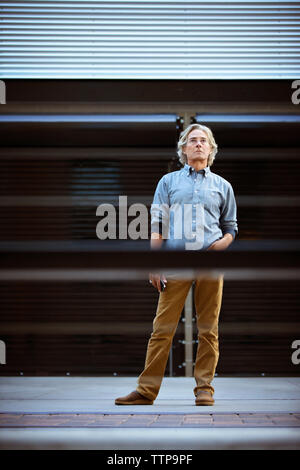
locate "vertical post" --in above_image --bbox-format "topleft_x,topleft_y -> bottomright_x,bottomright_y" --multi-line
184,287 -> 193,376
0,340 -> 6,365
181,112 -> 194,377
0,80 -> 6,105
169,341 -> 173,377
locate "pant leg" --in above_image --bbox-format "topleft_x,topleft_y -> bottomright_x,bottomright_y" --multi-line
193,275 -> 224,396
137,279 -> 193,401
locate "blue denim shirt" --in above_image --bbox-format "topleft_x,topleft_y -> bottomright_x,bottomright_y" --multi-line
151,163 -> 238,251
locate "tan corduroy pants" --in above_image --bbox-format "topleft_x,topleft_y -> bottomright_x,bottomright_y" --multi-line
136,275 -> 224,402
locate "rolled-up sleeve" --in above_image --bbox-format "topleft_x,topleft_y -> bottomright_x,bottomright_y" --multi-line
150,176 -> 170,236
220,183 -> 238,239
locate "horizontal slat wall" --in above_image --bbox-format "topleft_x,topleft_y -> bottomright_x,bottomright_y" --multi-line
194,114 -> 300,241
2,79 -> 296,102
0,113 -> 180,240
180,279 -> 300,375
0,79 -> 299,376
1,138 -> 300,240
0,108 -> 182,375
194,114 -> 300,147
0,114 -> 180,146
1,0 -> 300,79
0,147 -> 178,240
215,279 -> 300,374
1,280 -> 299,375
0,281 -> 163,375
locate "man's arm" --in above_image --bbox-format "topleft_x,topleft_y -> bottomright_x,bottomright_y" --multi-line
207,232 -> 234,251
149,176 -> 170,292
216,183 -> 238,249
149,232 -> 167,292
208,181 -> 237,251
150,231 -> 164,249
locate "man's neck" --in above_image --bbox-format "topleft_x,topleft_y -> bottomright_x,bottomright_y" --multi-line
187,160 -> 208,172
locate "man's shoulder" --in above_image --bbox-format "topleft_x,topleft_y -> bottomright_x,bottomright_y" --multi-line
159,168 -> 184,183
209,170 -> 232,188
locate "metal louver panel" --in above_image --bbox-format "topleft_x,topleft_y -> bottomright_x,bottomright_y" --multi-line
1,0 -> 300,79
1,279 -> 299,375
0,113 -> 179,146
194,114 -> 300,147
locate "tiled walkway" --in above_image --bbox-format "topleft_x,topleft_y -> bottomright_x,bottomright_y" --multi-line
1,412 -> 300,428
0,377 -> 299,449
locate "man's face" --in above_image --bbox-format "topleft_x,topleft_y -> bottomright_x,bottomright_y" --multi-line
183,129 -> 212,164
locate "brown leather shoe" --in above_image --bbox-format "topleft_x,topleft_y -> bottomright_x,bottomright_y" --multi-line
115,390 -> 153,405
195,391 -> 215,406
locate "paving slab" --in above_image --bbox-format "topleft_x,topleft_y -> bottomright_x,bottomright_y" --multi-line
2,411 -> 299,427
0,377 -> 299,414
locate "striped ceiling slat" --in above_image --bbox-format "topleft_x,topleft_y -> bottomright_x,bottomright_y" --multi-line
1,0 -> 299,78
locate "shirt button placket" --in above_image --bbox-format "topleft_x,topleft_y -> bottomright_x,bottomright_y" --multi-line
193,175 -> 200,234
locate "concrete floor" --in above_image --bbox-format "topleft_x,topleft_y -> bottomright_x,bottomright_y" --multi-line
0,376 -> 300,449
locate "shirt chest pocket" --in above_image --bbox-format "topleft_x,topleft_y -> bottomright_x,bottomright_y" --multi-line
203,189 -> 222,212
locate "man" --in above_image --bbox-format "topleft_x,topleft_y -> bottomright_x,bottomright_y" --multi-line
115,123 -> 238,406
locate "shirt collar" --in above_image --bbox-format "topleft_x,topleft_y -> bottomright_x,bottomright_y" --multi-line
183,163 -> 210,178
